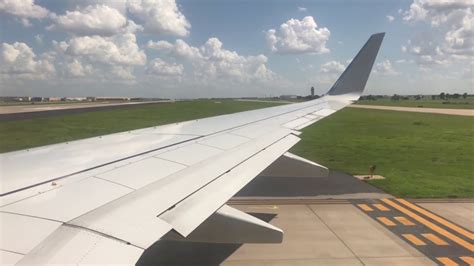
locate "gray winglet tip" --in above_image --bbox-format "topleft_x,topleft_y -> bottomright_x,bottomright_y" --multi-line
372,32 -> 386,37
326,32 -> 385,96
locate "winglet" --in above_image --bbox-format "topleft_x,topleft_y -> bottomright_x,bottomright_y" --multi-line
327,33 -> 385,97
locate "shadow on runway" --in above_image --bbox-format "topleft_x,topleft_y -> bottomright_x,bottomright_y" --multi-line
137,213 -> 277,266
236,171 -> 385,197
138,171 -> 385,265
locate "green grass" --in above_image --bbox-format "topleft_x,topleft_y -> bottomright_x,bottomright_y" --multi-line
290,108 -> 474,198
2,100 -> 472,198
0,100 -> 282,153
357,98 -> 474,109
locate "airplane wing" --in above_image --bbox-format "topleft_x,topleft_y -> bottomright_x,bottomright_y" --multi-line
0,33 -> 384,265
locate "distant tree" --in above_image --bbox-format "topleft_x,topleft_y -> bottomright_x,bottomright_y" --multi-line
439,92 -> 446,100
463,93 -> 468,99
431,95 -> 437,100
391,94 -> 400,101
364,95 -> 376,100
446,93 -> 451,99
415,95 -> 422,100
452,93 -> 461,99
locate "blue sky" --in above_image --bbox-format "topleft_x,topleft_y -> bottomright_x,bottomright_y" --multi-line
0,0 -> 472,98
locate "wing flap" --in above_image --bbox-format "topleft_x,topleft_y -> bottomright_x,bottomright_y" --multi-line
164,204 -> 283,243
159,134 -> 300,237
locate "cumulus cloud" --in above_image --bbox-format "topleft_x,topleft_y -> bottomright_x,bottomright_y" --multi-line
128,0 -> 190,37
150,37 -> 277,84
0,42 -> 55,80
48,32 -> 146,81
444,13 -> 473,55
0,0 -> 49,18
146,58 -> 183,77
35,34 -> 43,45
0,0 -> 50,26
59,33 -> 146,66
386,15 -> 395,22
147,40 -> 174,50
310,60 -> 346,87
266,16 -> 330,54
64,59 -> 93,78
50,5 -> 128,36
320,60 -> 345,73
373,60 -> 399,76
401,0 -> 473,69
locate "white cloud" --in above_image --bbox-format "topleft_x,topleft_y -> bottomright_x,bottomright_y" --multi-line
386,15 -> 395,22
146,58 -> 183,76
64,59 -> 93,77
127,0 -> 190,37
35,34 -> 43,45
110,65 -> 135,80
51,5 -> 128,36
310,60 -> 346,87
0,0 -> 50,26
297,6 -> 307,12
266,16 -> 330,54
444,13 -> 473,55
401,0 -> 473,69
396,59 -> 415,64
60,33 -> 146,66
83,0 -> 128,14
320,60 -> 345,73
147,40 -> 174,50
0,42 -> 55,80
150,37 -> 277,84
48,32 -> 146,81
373,60 -> 399,76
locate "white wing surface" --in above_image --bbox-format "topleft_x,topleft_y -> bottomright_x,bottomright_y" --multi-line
0,33 -> 384,265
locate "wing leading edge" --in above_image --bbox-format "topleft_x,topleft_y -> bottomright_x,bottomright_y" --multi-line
0,33 -> 384,265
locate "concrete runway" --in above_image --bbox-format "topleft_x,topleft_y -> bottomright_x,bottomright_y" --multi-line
137,170 -> 473,266
139,202 -> 473,266
0,101 -> 170,121
350,104 -> 474,116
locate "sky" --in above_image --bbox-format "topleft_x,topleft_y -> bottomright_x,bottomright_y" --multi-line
0,0 -> 472,98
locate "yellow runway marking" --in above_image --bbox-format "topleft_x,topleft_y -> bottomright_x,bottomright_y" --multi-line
397,198 -> 474,240
402,234 -> 426,246
373,203 -> 390,211
422,233 -> 449,246
460,256 -> 474,265
377,216 -> 396,226
382,199 -> 474,252
436,257 -> 459,266
357,204 -> 373,212
394,216 -> 415,226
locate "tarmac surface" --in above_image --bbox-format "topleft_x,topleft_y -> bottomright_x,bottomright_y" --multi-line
138,170 -> 473,266
0,101 -> 170,121
350,104 -> 474,116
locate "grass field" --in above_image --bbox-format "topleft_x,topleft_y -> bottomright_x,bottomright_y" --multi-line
1,100 -> 472,198
356,97 -> 474,109
0,100 -> 282,153
291,108 -> 474,198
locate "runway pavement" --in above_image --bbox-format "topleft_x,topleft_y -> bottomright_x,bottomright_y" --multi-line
350,104 -> 474,116
137,169 -> 473,266
0,101 -> 170,121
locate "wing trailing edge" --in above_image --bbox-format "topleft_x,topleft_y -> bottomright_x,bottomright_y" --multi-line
163,204 -> 283,244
